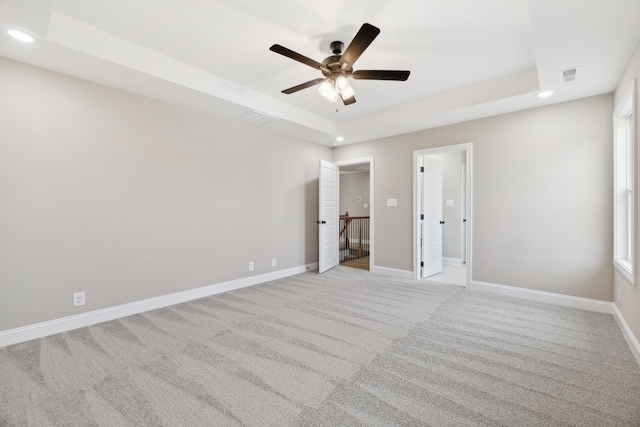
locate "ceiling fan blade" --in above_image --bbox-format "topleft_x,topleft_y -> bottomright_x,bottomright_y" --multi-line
339,23 -> 380,67
341,94 -> 356,105
282,78 -> 327,94
270,44 -> 325,71
352,70 -> 410,81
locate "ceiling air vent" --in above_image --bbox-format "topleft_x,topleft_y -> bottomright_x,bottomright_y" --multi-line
559,67 -> 579,84
236,110 -> 279,126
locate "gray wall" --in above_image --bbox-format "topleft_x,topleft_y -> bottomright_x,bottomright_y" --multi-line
339,171 -> 370,217
0,58 -> 331,331
334,94 -> 613,301
0,53 -> 625,340
614,40 -> 640,345
427,151 -> 465,260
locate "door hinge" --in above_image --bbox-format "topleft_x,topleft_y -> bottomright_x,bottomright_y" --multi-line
420,166 -> 424,172
420,261 -> 424,267
420,214 -> 424,220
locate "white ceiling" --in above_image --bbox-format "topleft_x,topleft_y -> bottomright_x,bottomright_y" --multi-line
1,0 -> 639,146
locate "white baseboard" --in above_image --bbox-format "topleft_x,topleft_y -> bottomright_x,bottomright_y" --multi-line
442,257 -> 463,265
471,280 -> 640,367
612,304 -> 640,366
5,268 -> 638,368
0,263 -> 316,348
372,265 -> 413,279
306,262 -> 319,271
470,280 -> 614,313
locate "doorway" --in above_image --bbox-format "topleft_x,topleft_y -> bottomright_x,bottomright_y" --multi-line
334,157 -> 374,272
414,144 -> 472,287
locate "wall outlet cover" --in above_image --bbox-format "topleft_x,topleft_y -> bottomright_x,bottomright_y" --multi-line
73,292 -> 85,307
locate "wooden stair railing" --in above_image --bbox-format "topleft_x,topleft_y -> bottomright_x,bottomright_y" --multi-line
339,212 -> 370,262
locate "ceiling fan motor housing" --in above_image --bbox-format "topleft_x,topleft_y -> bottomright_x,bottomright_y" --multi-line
322,58 -> 352,77
322,42 -> 353,77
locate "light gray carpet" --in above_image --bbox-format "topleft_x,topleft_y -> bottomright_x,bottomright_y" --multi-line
1,266 -> 639,426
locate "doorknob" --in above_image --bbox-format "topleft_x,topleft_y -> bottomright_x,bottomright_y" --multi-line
440,221 -> 445,224
317,220 -> 326,224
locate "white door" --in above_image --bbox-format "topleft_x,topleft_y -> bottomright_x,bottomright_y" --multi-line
319,160 -> 339,273
461,163 -> 467,265
422,157 -> 443,277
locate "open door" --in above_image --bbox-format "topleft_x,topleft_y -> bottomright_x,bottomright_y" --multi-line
461,163 -> 467,265
414,143 -> 472,285
318,160 -> 339,273
422,157 -> 443,277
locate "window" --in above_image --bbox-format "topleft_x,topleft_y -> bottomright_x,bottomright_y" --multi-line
614,80 -> 636,284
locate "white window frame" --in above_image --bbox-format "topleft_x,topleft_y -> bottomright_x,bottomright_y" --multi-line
614,79 -> 637,285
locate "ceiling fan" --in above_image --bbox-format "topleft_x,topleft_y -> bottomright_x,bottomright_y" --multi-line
269,23 -> 410,106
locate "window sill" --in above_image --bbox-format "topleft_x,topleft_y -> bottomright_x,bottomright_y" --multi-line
614,258 -> 634,285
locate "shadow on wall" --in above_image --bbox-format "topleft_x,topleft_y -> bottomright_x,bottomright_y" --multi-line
305,179 -> 319,264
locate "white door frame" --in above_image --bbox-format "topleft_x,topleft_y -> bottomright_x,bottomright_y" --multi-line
413,143 -> 473,286
334,157 -> 374,271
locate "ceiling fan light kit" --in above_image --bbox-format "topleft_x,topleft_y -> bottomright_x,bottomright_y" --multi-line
270,23 -> 410,106
319,79 -> 339,102
317,75 -> 354,103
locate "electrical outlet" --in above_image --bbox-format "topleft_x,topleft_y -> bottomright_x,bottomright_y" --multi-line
272,258 -> 277,267
73,291 -> 85,307
249,262 -> 254,271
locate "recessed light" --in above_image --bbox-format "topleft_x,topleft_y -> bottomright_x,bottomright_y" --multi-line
537,90 -> 554,98
336,136 -> 344,142
8,29 -> 35,43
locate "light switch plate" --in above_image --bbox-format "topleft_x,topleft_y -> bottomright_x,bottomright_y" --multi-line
446,199 -> 454,206
387,198 -> 397,207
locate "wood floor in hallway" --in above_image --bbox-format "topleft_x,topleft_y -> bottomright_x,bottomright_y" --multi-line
340,256 -> 370,271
